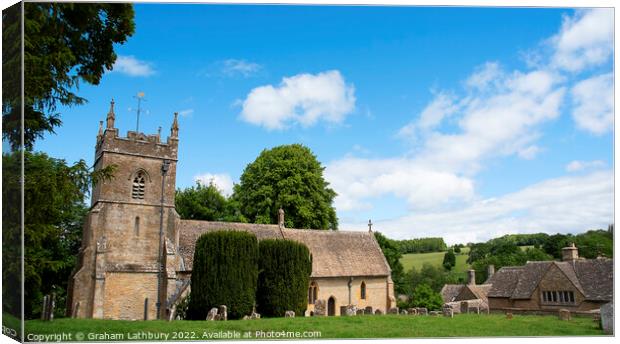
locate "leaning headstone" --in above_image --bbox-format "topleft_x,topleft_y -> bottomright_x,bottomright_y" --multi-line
242,315 -> 250,320
365,306 -> 373,315
250,312 -> 261,320
417,307 -> 428,316
400,309 -> 408,315
219,305 -> 227,321
429,311 -> 441,316
600,302 -> 613,334
374,309 -> 383,315
206,307 -> 218,321
314,300 -> 326,316
443,305 -> 454,318
558,309 -> 571,321
285,311 -> 295,318
506,312 -> 513,319
41,295 -> 49,321
388,307 -> 399,314
344,305 -> 357,316
356,309 -> 365,315
408,308 -> 418,315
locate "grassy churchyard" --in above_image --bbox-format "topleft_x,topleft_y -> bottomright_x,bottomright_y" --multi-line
22,314 -> 604,341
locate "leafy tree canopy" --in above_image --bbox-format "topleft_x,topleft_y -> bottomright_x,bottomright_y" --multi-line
233,144 -> 338,229
2,151 -> 114,318
175,181 -> 246,222
442,249 -> 456,271
2,3 -> 135,150
373,231 -> 406,294
409,283 -> 443,311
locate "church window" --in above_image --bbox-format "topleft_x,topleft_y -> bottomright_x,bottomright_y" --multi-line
308,282 -> 318,304
542,290 -> 575,304
134,217 -> 140,236
360,281 -> 367,300
132,172 -> 146,199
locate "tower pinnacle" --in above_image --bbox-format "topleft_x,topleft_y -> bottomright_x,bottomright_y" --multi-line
171,112 -> 179,138
106,98 -> 115,128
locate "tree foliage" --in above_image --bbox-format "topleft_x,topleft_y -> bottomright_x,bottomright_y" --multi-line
394,237 -> 447,254
256,239 -> 312,317
410,283 -> 443,311
442,249 -> 456,271
175,182 -> 246,222
2,2 -> 135,150
233,144 -> 338,230
373,231 -> 405,294
187,231 -> 259,320
541,230 -> 612,259
2,151 -> 114,318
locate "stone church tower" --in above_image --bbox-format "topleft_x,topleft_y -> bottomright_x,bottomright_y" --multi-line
67,100 -> 183,320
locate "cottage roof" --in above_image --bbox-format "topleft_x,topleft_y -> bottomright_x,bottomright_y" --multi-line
487,259 -> 612,301
441,284 -> 464,303
177,220 -> 391,278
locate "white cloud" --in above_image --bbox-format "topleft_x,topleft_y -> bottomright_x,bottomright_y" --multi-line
550,9 -> 613,72
222,59 -> 262,77
341,171 -> 613,245
111,55 -> 155,77
566,160 -> 606,172
571,73 -> 613,135
326,157 -> 475,211
194,173 -> 234,197
178,109 -> 194,117
517,145 -> 541,160
240,70 -> 356,130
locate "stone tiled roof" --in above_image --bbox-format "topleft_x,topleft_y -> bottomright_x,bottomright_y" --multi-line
177,220 -> 391,278
468,284 -> 492,300
487,259 -> 613,302
441,285 -> 464,303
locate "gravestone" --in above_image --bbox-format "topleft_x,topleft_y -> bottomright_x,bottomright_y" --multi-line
206,307 -> 218,321
242,315 -> 250,320
285,311 -> 295,318
388,307 -> 399,314
400,310 -> 408,315
408,308 -> 418,315
443,305 -> 454,318
250,312 -> 261,320
558,309 -> 571,321
219,305 -> 227,321
600,302 -> 613,334
365,306 -> 373,315
374,309 -> 383,315
314,300 -> 326,316
506,312 -> 513,319
344,305 -> 357,316
356,309 -> 365,315
429,311 -> 441,316
417,307 -> 428,316
340,306 -> 347,316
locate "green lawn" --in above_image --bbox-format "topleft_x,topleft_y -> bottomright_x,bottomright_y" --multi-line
400,250 -> 470,273
23,314 -> 603,341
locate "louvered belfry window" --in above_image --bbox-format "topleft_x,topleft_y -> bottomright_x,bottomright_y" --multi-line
132,172 -> 146,199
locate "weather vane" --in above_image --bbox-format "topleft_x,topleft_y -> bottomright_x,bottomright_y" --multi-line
132,91 -> 147,132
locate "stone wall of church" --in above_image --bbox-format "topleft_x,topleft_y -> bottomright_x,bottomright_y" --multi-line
305,276 -> 390,316
102,272 -> 159,320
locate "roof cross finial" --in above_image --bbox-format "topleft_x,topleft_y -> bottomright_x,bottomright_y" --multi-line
368,219 -> 373,232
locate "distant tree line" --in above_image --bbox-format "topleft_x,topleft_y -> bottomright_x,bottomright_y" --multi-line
393,237 -> 447,254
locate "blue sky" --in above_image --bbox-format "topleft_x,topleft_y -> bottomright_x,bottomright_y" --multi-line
29,4 -> 613,244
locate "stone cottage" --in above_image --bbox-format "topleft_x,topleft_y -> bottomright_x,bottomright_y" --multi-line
486,244 -> 613,313
67,102 -> 395,320
441,267 -> 493,313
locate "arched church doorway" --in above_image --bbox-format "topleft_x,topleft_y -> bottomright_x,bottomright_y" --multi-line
328,296 -> 336,316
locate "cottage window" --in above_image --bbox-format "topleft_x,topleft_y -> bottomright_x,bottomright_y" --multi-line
360,281 -> 367,300
132,172 -> 146,199
542,290 -> 575,304
308,282 -> 318,304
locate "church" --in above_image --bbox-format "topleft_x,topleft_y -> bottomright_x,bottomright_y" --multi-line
67,100 -> 396,320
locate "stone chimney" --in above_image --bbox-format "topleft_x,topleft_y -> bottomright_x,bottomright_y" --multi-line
467,269 -> 476,285
487,265 -> 495,280
278,208 -> 285,228
562,243 -> 579,261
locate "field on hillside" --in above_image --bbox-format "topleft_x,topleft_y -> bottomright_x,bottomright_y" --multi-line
22,314 -> 604,340
400,247 -> 470,273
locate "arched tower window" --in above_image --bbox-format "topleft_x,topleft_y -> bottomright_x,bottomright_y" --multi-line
308,281 -> 318,304
360,281 -> 367,300
132,171 -> 146,199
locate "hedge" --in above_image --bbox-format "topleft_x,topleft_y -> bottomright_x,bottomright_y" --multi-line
187,230 -> 258,320
256,239 -> 312,317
